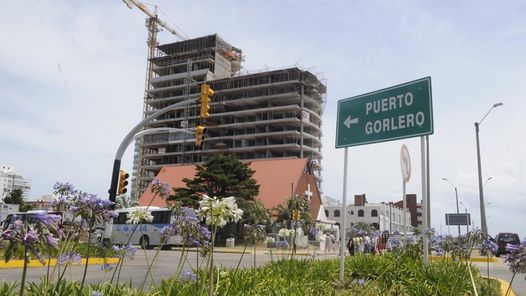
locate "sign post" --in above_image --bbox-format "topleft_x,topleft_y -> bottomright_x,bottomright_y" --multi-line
400,145 -> 411,236
336,77 -> 433,278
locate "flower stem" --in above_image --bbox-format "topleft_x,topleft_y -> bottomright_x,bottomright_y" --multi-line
111,192 -> 159,284
208,226 -> 217,296
505,272 -> 516,296
79,217 -> 94,292
19,246 -> 28,296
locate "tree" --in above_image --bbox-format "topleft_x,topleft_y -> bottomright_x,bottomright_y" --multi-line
3,188 -> 23,204
3,189 -> 33,212
352,222 -> 374,235
168,153 -> 260,212
115,195 -> 139,209
273,195 -> 311,229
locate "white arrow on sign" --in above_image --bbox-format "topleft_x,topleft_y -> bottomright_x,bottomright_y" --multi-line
343,116 -> 359,128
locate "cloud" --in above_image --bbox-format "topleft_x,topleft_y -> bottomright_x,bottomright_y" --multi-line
0,0 -> 525,236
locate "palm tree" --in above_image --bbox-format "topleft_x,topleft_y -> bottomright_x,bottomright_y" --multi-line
115,195 -> 139,209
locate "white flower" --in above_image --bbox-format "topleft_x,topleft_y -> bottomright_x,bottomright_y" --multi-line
278,228 -> 293,238
196,195 -> 244,227
266,236 -> 275,244
219,271 -> 229,278
126,208 -> 154,224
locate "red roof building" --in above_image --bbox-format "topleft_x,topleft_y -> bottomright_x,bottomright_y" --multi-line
138,158 -> 325,219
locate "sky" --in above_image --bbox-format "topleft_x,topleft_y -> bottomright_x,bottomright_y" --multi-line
1,1 -> 525,237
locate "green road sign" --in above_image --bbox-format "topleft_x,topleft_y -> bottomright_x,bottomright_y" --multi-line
336,77 -> 433,148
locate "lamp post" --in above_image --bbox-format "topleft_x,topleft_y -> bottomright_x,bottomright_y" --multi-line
442,178 -> 460,236
484,177 -> 493,188
475,103 -> 503,236
459,201 -> 469,233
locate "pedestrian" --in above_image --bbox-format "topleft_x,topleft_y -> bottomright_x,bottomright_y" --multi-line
347,236 -> 354,256
364,235 -> 371,254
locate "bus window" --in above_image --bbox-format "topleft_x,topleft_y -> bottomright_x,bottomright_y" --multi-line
152,211 -> 170,224
114,213 -> 127,225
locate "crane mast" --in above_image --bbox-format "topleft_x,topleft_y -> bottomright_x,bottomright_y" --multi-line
123,0 -> 188,198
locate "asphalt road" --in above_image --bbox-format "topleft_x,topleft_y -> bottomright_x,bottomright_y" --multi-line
472,258 -> 526,296
0,249 -> 328,289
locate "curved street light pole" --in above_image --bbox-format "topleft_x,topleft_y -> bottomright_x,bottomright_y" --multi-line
108,98 -> 196,203
475,103 -> 502,236
442,178 -> 460,236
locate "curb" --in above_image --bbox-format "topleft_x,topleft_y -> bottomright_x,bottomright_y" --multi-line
483,277 -> 516,296
0,257 -> 119,269
429,256 -> 497,263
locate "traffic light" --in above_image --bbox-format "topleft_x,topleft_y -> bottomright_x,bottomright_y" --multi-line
200,83 -> 214,119
195,125 -> 206,147
117,170 -> 129,195
292,210 -> 300,221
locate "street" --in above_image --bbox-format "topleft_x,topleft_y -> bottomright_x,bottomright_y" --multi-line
472,258 -> 526,296
0,248 -> 335,289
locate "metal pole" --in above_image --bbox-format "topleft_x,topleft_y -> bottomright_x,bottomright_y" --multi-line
426,135 -> 430,228
339,147 -> 348,282
455,187 -> 460,236
475,122 -> 488,235
108,98 -> 196,203
421,136 -> 429,266
465,208 -> 469,233
402,180 -> 407,237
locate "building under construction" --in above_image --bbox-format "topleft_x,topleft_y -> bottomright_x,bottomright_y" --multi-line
131,34 -> 326,197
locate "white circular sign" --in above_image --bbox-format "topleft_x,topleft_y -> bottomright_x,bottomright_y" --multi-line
400,144 -> 411,183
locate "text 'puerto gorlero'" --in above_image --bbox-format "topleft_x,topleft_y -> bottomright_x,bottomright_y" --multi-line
364,92 -> 425,135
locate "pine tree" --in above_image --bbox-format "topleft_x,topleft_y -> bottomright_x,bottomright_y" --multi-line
168,153 -> 260,211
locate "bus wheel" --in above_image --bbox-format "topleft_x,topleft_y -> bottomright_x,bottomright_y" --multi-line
140,236 -> 151,250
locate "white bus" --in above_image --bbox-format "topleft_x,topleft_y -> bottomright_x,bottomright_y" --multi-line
109,207 -> 196,249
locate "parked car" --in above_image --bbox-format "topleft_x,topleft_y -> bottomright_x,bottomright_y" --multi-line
493,232 -> 520,257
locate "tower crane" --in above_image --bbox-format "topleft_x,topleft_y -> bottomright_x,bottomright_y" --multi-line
122,0 -> 188,198
123,0 -> 187,100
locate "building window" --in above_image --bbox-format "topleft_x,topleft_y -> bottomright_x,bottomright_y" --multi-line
371,209 -> 378,217
350,210 -> 354,215
334,210 -> 340,217
324,210 -> 329,217
358,210 -> 364,217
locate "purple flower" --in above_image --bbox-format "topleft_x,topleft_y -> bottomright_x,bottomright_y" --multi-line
33,213 -> 61,227
53,182 -> 76,194
58,252 -> 82,265
386,236 -> 401,250
355,278 -> 365,286
46,234 -> 59,249
23,229 -> 39,245
97,263 -> 114,272
91,291 -> 103,296
503,244 -> 526,274
309,227 -> 320,236
161,225 -> 176,237
180,270 -> 197,282
275,240 -> 289,250
113,244 -> 137,259
13,220 -> 23,230
150,178 -> 171,197
480,239 -> 498,254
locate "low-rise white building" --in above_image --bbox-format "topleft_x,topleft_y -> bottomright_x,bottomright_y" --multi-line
0,203 -> 20,224
1,164 -> 31,200
323,195 -> 412,234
